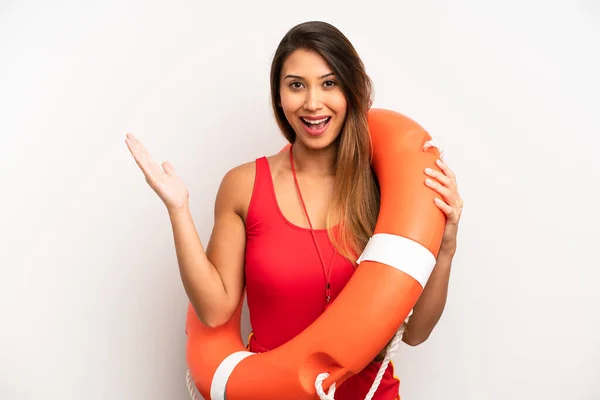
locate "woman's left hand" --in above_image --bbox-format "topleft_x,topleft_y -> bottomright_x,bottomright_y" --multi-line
424,157 -> 463,256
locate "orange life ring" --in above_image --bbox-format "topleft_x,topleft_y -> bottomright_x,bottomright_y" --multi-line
185,108 -> 446,400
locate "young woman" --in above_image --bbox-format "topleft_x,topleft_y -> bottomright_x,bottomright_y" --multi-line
125,21 -> 462,400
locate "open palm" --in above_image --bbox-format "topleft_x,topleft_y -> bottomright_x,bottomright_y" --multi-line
125,133 -> 189,213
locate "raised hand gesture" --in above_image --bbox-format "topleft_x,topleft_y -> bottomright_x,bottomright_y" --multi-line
125,133 -> 189,214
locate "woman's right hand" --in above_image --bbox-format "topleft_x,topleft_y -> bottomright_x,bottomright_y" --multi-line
125,133 -> 190,214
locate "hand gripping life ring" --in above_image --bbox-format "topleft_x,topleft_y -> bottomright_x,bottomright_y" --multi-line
185,108 -> 446,400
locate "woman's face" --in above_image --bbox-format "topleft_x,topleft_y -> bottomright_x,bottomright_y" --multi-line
279,49 -> 347,150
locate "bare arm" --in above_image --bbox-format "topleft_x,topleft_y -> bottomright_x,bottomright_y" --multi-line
125,134 -> 251,327
402,156 -> 462,346
171,166 -> 250,327
402,248 -> 454,346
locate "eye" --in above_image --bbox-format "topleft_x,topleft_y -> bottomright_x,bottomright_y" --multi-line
290,81 -> 304,90
323,80 -> 337,88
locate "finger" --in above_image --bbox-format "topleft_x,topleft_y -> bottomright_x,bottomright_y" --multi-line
126,135 -> 163,181
139,143 -> 162,178
130,141 -> 154,177
424,167 -> 451,186
425,178 -> 452,198
435,158 -> 455,179
145,157 -> 167,186
125,136 -> 148,173
434,198 -> 454,217
162,161 -> 176,176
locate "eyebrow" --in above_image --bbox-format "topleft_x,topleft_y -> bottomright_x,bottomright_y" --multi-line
284,72 -> 335,80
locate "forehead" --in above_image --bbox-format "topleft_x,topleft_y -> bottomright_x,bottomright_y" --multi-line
281,49 -> 333,78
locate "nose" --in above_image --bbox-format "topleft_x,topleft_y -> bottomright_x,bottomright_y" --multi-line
303,87 -> 323,112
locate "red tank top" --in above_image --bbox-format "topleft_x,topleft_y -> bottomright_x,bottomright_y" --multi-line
244,156 -> 401,400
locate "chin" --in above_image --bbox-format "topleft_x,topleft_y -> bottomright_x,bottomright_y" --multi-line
294,125 -> 342,150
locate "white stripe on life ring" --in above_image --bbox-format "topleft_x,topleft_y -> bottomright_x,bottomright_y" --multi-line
357,233 -> 436,288
210,351 -> 254,400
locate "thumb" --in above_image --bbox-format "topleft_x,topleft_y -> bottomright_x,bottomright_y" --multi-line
162,161 -> 176,176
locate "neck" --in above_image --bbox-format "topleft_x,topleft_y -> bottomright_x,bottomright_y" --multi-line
290,140 -> 337,176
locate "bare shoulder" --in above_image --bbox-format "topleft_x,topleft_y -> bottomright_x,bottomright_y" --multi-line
264,150 -> 288,176
216,150 -> 287,217
215,159 -> 258,219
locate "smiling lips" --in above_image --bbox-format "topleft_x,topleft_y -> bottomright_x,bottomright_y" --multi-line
300,115 -> 332,136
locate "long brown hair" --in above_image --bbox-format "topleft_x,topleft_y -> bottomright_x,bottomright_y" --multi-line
270,21 -> 379,264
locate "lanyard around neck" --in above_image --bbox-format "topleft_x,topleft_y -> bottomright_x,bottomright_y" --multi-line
289,145 -> 335,305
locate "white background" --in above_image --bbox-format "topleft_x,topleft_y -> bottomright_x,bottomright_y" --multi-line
1,1 -> 599,399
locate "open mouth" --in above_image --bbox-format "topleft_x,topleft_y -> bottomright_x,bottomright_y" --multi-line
301,116 -> 331,130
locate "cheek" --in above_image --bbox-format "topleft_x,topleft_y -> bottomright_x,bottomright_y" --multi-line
280,104 -> 298,124
280,93 -> 303,119
329,92 -> 347,116
281,101 -> 298,124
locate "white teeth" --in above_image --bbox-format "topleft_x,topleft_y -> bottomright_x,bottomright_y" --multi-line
302,117 -> 329,125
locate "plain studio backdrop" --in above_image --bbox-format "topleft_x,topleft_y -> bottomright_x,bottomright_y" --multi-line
1,1 -> 599,399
